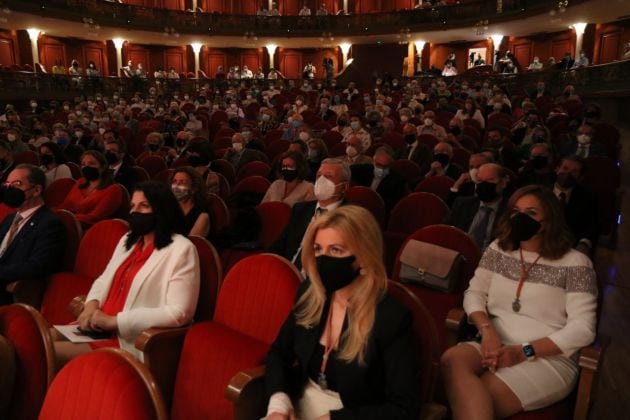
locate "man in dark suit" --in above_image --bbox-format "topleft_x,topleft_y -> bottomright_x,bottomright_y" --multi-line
222,132 -> 267,172
0,141 -> 16,184
483,126 -> 522,173
560,124 -> 607,159
425,141 -> 462,181
270,158 -> 349,269
444,163 -> 509,251
553,156 -> 599,254
0,164 -> 66,305
105,138 -> 137,193
401,124 -> 432,177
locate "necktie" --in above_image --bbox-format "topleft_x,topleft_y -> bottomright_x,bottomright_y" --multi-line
2,213 -> 23,255
558,192 -> 567,206
471,206 -> 493,249
577,145 -> 587,158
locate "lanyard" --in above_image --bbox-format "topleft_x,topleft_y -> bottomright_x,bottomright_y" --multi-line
512,248 -> 541,312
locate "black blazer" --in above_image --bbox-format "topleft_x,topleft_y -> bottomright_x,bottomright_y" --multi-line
564,185 -> 599,246
0,206 -> 66,304
352,165 -> 408,213
560,141 -> 608,158
444,195 -> 507,235
265,281 -> 420,420
113,161 -> 138,194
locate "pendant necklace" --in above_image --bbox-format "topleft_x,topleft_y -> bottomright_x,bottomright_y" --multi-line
318,302 -> 340,390
513,248 -> 541,313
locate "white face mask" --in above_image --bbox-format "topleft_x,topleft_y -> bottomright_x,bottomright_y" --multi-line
295,100 -> 302,106
232,142 -> 243,152
6,133 -> 16,142
98,128 -> 106,135
400,115 -> 409,123
424,118 -> 433,126
350,121 -> 360,130
314,176 -> 339,202
346,146 -> 358,157
577,134 -> 591,145
299,132 -> 310,141
469,168 -> 479,183
171,185 -> 191,201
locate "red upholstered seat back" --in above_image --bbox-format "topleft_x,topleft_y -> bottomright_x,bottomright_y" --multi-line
387,192 -> 448,234
231,175 -> 271,197
188,235 -> 223,322
138,155 -> 167,178
212,159 -> 237,185
415,176 -> 455,202
236,161 -> 272,183
346,186 -> 387,229
0,304 -> 54,420
74,218 -> 129,279
40,272 -> 93,325
213,253 -> 302,344
53,209 -> 83,272
256,202 -> 292,249
391,159 -> 422,185
44,178 -> 76,208
39,348 -> 166,420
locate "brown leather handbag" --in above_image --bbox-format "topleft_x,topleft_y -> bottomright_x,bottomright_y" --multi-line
398,239 -> 463,292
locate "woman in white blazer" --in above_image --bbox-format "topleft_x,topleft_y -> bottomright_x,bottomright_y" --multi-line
54,181 -> 200,366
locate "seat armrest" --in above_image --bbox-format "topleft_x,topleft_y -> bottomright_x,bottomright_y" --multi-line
445,307 -> 466,348
574,343 -> 603,420
68,295 -> 86,318
225,365 -> 267,420
422,402 -> 448,420
135,326 -> 189,410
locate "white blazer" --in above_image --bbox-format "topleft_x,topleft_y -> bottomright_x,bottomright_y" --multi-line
86,233 -> 200,359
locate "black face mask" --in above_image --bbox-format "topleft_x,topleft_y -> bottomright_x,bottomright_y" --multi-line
433,153 -> 450,167
147,144 -> 159,152
510,212 -> 541,243
531,156 -> 549,170
0,159 -> 5,169
186,154 -> 204,167
281,168 -> 298,182
476,181 -> 499,202
81,166 -> 100,181
404,134 -> 416,144
2,185 -> 26,208
176,139 -> 187,148
129,212 -> 156,236
450,126 -> 461,136
556,172 -> 577,189
105,151 -> 119,165
40,154 -> 54,166
316,255 -> 359,295
337,120 -> 347,127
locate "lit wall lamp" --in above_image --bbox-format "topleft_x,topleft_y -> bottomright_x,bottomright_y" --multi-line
112,38 -> 125,77
339,43 -> 351,67
26,28 -> 40,65
266,44 -> 278,69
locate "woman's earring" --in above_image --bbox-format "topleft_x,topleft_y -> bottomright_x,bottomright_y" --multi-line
359,267 -> 367,276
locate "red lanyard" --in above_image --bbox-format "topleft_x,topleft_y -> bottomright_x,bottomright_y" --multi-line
320,303 -> 340,375
513,248 -> 541,312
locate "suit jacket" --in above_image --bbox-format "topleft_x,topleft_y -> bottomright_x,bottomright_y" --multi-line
564,184 -> 599,246
404,143 -> 431,178
0,206 -> 66,305
560,141 -> 608,158
85,234 -> 200,359
113,161 -> 138,194
444,195 -> 507,239
352,165 -> 408,213
265,280 -> 420,420
223,148 -> 266,172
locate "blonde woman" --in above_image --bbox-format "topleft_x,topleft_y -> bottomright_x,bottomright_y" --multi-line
265,206 -> 420,420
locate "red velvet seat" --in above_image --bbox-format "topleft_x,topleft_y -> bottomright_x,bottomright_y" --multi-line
154,168 -> 175,184
383,192 -> 449,275
212,159 -> 237,185
170,254 -> 302,420
53,209 -> 83,272
131,165 -> 151,182
235,161 -> 271,184
380,131 -> 406,152
462,118 -> 482,131
188,235 -> 223,322
418,134 -> 440,150
256,201 -> 292,249
265,140 -> 291,162
66,162 -> 82,180
14,150 -> 40,166
322,130 -> 343,149
208,193 -> 231,237
415,175 -> 455,202
39,348 -> 167,420
346,186 -> 387,229
392,224 -> 480,349
215,172 -> 231,200
263,129 -> 284,146
39,219 -> 129,326
138,155 -> 168,178
0,303 -> 55,420
43,178 -> 76,208
391,159 -> 423,186
213,136 -> 233,153
231,176 -> 271,198
452,147 -> 471,170
211,110 -> 229,125
593,122 -> 620,160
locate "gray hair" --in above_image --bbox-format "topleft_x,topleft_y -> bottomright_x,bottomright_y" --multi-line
320,157 -> 351,182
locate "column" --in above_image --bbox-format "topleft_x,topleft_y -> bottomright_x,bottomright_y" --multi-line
192,0 -> 197,10
191,43 -> 203,77
339,43 -> 351,67
573,22 -> 587,57
490,34 -> 504,64
414,40 -> 426,73
343,0 -> 348,14
266,44 -> 277,69
112,38 -> 125,77
26,28 -> 40,66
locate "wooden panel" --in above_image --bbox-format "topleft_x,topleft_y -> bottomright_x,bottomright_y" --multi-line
207,52 -> 226,76
240,52 -> 260,73
599,32 -> 621,64
165,50 -> 185,73
41,44 -> 66,73
280,53 -> 302,79
128,49 -> 150,71
126,0 -> 144,5
161,0 -> 184,9
203,0 -> 225,12
0,38 -> 15,67
83,46 -> 105,76
513,43 -> 532,69
240,0 -> 257,14
551,39 -> 571,61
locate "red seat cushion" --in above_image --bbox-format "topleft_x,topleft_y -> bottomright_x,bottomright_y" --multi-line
40,272 -> 93,325
171,322 -> 270,420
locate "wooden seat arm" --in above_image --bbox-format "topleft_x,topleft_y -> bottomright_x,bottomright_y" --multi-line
574,343 -> 603,420
135,326 -> 190,410
225,365 -> 267,420
445,307 -> 466,348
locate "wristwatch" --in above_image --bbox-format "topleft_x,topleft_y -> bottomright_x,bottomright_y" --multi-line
522,343 -> 536,361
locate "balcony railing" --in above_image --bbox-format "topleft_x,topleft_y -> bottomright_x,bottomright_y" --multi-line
7,0 -> 586,37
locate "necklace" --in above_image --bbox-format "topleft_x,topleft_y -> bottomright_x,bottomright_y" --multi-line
318,302 -> 341,390
513,248 -> 542,312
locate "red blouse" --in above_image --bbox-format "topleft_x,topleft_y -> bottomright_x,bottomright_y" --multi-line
90,240 -> 155,349
57,179 -> 124,226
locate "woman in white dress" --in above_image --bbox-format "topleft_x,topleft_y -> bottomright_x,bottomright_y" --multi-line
441,185 -> 597,418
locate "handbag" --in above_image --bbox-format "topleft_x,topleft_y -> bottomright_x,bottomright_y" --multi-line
398,239 -> 463,292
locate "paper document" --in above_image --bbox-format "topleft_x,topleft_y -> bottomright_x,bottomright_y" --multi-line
54,325 -> 111,343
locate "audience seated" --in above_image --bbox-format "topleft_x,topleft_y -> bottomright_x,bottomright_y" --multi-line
517,143 -> 555,188
57,151 -> 124,226
417,110 -> 447,142
223,133 -> 267,172
171,166 -> 211,237
262,151 -> 315,207
38,142 -> 72,186
560,123 -> 607,158
426,142 -> 462,181
0,164 -> 66,305
105,138 -> 137,193
53,181 -> 200,366
341,134 -> 373,166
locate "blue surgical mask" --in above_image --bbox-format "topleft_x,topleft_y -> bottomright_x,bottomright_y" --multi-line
291,120 -> 301,128
374,167 -> 389,178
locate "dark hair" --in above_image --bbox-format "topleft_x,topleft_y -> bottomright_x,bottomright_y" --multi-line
15,164 -> 46,193
79,150 -> 114,190
171,166 -> 209,211
558,154 -> 587,176
290,139 -> 308,155
125,181 -> 185,250
279,150 -> 308,180
495,185 -> 573,259
39,142 -> 68,165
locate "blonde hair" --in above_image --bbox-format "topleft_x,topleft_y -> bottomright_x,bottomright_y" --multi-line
297,205 -> 387,364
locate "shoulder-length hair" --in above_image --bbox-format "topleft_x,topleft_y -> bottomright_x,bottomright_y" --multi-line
125,181 -> 186,251
496,185 -> 573,259
171,166 -> 209,211
298,205 -> 387,365
278,150 -> 308,180
79,150 -> 113,190
39,141 -> 68,165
